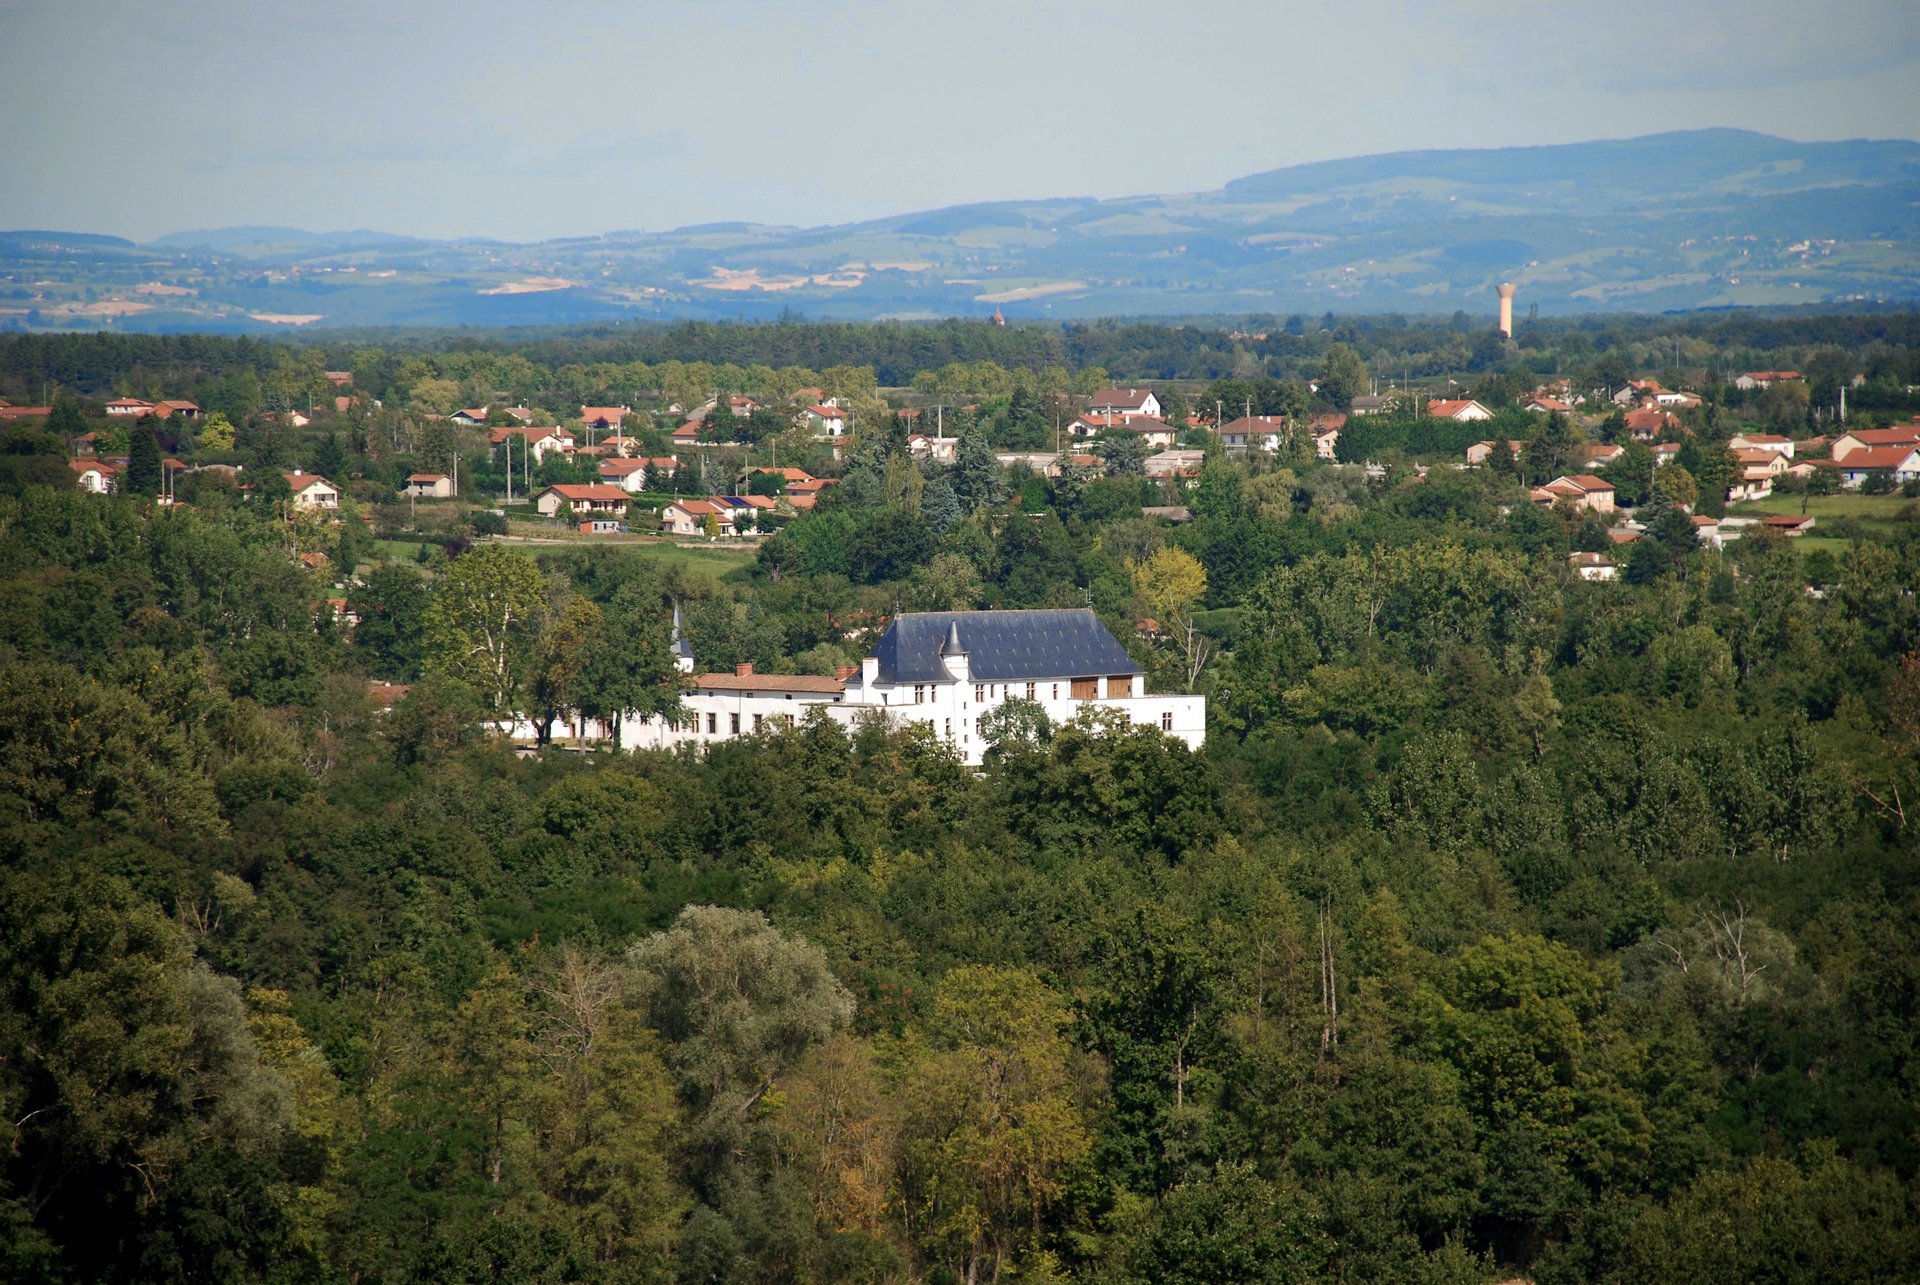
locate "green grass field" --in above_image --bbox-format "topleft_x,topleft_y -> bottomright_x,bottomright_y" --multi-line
618,540 -> 757,574
373,537 -> 439,563
1729,493 -> 1918,522
509,535 -> 758,577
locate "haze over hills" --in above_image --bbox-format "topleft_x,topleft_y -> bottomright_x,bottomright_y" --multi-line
3,129 -> 1917,333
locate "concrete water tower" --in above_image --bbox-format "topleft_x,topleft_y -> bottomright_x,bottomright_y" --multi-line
1496,283 -> 1517,337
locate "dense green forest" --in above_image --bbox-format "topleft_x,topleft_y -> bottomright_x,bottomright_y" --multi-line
6,309 -> 1920,411
3,320 -> 1920,1283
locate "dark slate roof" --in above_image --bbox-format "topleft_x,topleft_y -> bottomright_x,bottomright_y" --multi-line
869,610 -> 1142,683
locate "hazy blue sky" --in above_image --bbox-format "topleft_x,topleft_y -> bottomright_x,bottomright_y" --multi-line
4,0 -> 1917,242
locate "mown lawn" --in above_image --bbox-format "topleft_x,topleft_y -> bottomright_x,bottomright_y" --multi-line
1728,492 -> 1917,522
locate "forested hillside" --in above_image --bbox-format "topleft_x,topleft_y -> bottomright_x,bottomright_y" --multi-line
2,323 -> 1919,1283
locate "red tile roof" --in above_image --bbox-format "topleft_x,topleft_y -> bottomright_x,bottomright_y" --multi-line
692,672 -> 847,693
1839,445 -> 1918,470
1843,427 -> 1920,447
1088,387 -> 1157,411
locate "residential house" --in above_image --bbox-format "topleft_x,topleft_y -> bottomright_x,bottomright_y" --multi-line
1218,415 -> 1288,454
1426,399 -> 1494,422
1836,445 -> 1920,489
1761,514 -> 1816,537
786,478 -> 837,510
1533,475 -> 1615,513
1692,515 -> 1722,548
1729,433 -> 1793,458
325,371 -> 353,388
1734,370 -> 1803,391
800,404 -> 850,438
1466,439 -> 1525,466
661,499 -> 727,535
404,472 -> 454,499
579,405 -> 632,431
153,399 -> 201,420
0,405 -> 53,421
71,459 -> 114,493
535,484 -> 630,519
1349,394 -> 1395,416
1123,418 -> 1178,450
742,466 -> 816,492
1313,425 -> 1342,460
996,452 -> 1063,477
1612,379 -> 1695,408
1145,449 -> 1206,479
284,471 -> 340,511
659,495 -> 774,535
450,407 -> 490,427
490,425 -> 575,464
1831,425 -> 1920,461
578,518 -> 627,535
1730,449 -> 1791,501
1578,444 -> 1625,470
105,398 -> 155,417
1650,442 -> 1683,467
723,395 -> 759,417
906,434 -> 960,463
1086,387 -> 1162,420
1569,551 -> 1617,581
1067,412 -> 1128,439
1525,396 -> 1575,414
1624,407 -> 1683,441
599,457 -> 678,493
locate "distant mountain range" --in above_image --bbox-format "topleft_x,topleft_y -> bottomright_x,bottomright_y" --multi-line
4,129 -> 1917,333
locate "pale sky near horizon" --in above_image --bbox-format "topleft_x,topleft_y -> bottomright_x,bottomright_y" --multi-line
3,0 -> 1917,243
